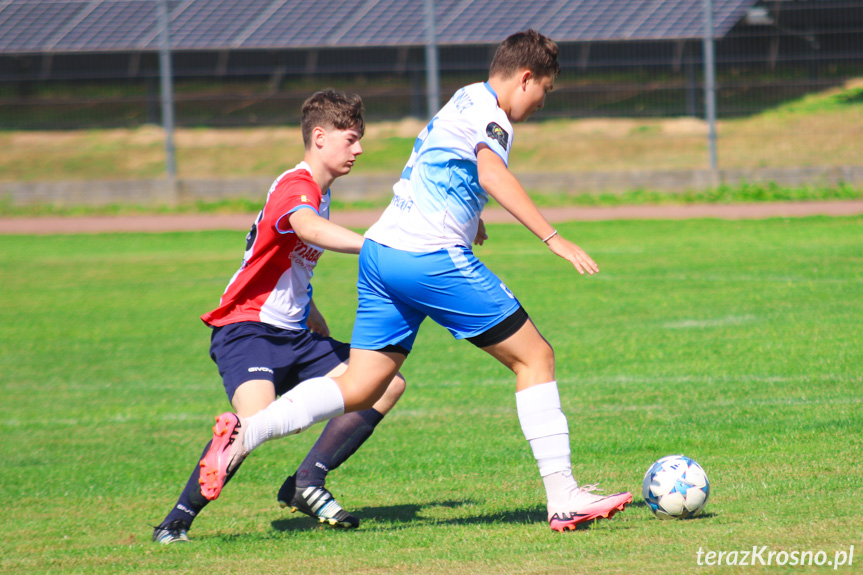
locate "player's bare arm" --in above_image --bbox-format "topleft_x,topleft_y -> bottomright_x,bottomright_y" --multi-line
476,145 -> 599,275
289,207 -> 365,254
306,298 -> 330,336
474,218 -> 488,246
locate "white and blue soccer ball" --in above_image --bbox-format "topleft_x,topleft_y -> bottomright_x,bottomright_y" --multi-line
642,455 -> 710,520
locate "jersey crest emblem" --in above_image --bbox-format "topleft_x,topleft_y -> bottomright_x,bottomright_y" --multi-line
486,122 -> 509,151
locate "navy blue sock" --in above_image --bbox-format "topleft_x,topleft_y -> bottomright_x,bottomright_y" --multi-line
161,439 -> 243,528
295,408 -> 384,488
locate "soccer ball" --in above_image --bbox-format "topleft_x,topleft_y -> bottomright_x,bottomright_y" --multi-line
642,455 -> 710,520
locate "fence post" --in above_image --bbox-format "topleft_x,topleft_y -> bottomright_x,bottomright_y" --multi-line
157,0 -> 178,202
703,0 -> 718,173
424,0 -> 440,119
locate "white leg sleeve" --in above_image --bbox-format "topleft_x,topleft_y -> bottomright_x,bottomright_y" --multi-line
515,381 -> 572,477
243,376 -> 345,452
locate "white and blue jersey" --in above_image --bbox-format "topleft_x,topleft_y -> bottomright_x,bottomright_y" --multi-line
365,82 -> 513,252
352,82 -> 525,352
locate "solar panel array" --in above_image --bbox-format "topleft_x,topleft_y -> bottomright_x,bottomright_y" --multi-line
0,0 -> 759,54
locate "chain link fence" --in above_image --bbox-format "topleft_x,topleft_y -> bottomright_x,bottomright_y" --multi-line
0,1 -> 861,196
1,2 -> 860,128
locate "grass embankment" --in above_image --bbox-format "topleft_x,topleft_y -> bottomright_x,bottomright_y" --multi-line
1,80 -> 861,181
0,79 -> 861,217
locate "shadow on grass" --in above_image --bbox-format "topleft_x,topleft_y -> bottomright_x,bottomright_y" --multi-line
271,499 -> 479,532
685,511 -> 717,520
271,498 -> 644,532
638,499 -> 718,522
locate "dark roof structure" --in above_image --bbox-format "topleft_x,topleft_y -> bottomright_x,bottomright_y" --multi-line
0,0 -> 759,54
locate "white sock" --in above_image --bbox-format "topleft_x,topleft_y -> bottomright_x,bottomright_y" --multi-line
243,376 -> 345,452
542,469 -> 579,505
515,381 -> 577,503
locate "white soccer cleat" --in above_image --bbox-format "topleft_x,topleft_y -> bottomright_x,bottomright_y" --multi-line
547,484 -> 632,531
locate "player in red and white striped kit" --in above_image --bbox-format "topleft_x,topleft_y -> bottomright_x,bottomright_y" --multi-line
153,90 -> 404,544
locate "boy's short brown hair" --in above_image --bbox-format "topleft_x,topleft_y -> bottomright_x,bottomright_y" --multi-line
301,89 -> 365,148
489,29 -> 560,80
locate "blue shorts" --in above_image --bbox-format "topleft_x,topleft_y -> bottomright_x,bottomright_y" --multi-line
351,240 -> 524,353
209,321 -> 350,402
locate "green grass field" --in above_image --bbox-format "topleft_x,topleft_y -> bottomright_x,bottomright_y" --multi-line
1,216 -> 861,574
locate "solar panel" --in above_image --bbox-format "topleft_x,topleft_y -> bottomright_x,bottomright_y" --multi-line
328,0 -> 426,48
442,0 -> 756,44
243,1 -> 371,49
169,0 -> 275,50
239,2 -> 338,49
0,1 -> 86,52
0,0 -> 760,54
51,1 -> 157,51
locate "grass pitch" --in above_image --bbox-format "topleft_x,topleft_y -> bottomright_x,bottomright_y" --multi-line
1,216 -> 861,574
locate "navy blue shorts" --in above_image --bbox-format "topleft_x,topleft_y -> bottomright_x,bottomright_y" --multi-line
209,321 -> 350,402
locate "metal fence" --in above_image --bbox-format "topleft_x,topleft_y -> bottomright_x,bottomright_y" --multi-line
1,2 -> 860,128
0,0 -> 860,190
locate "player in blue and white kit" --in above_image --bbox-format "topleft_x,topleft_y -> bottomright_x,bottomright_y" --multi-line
368,81 -> 511,253
353,79 -> 525,352
203,30 -> 632,532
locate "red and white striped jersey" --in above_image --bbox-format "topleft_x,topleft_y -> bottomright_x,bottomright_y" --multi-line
201,161 -> 329,331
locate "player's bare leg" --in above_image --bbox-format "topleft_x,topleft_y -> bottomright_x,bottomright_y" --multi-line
483,320 -> 632,531
198,379 -> 273,501
332,348 -> 406,411
231,378 -> 276,417
481,319 -> 555,391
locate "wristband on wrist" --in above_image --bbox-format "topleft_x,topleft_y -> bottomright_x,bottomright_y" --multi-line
542,230 -> 558,243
